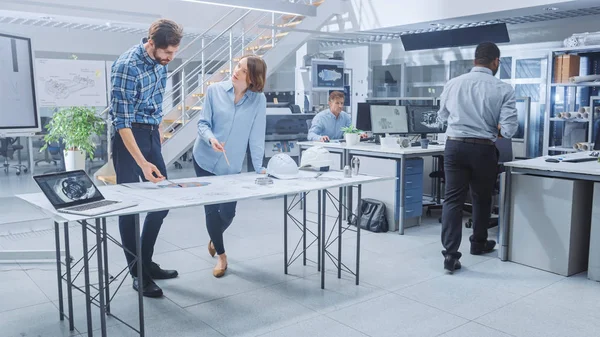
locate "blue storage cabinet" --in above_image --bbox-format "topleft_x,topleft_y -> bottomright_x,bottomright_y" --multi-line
399,158 -> 424,222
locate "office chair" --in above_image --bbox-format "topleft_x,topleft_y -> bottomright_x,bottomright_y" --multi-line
35,117 -> 59,166
0,137 -> 28,175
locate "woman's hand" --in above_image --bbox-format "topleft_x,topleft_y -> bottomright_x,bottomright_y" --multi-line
209,138 -> 225,152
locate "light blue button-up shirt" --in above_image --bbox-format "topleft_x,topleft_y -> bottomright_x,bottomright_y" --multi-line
192,80 -> 266,175
437,66 -> 518,141
307,109 -> 352,141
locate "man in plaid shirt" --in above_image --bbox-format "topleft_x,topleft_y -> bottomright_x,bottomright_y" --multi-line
109,19 -> 182,298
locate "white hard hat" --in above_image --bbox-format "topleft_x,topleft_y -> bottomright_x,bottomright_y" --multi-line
267,153 -> 299,180
300,146 -> 333,171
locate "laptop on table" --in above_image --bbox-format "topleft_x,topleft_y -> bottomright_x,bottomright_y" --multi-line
33,170 -> 138,216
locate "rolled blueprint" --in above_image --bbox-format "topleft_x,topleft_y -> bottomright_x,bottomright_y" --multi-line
569,74 -> 600,83
577,112 -> 589,119
561,112 -> 572,119
575,142 -> 591,151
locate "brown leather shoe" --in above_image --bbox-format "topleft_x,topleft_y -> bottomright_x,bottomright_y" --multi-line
213,264 -> 227,278
208,240 -> 216,257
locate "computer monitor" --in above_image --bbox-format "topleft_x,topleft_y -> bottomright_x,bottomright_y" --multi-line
356,102 -> 389,132
406,105 -> 446,134
370,105 -> 409,135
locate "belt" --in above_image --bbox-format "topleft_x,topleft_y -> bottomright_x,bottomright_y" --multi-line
131,122 -> 159,130
447,137 -> 494,145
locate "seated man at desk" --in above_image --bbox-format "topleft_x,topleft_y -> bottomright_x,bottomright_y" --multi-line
307,91 -> 367,142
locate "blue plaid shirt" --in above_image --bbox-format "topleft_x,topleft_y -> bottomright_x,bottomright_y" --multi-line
109,38 -> 167,131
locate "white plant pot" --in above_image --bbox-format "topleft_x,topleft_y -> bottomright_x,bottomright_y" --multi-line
64,150 -> 86,171
345,133 -> 359,146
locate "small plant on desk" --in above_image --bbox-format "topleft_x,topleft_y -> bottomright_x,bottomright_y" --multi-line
341,125 -> 362,146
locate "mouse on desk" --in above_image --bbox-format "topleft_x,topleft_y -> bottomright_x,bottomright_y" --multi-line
545,158 -> 560,163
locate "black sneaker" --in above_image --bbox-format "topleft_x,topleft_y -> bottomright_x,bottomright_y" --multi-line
132,277 -> 163,298
444,256 -> 461,274
470,240 -> 496,255
148,262 -> 179,280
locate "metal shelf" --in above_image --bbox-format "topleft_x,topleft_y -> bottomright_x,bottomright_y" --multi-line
549,117 -> 589,123
548,146 -> 579,153
550,82 -> 600,87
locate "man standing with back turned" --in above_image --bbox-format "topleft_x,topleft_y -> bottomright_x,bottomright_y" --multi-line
109,19 -> 183,297
437,42 -> 518,273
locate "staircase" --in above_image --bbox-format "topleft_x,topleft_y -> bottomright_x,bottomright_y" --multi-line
95,0 -> 339,184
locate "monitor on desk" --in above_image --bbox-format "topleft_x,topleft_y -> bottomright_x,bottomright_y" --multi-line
370,105 -> 409,135
406,105 -> 446,134
356,102 -> 389,132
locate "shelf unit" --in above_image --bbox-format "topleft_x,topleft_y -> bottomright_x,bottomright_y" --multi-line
543,45 -> 600,155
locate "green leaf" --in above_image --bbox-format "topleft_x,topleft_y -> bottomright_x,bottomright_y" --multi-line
341,125 -> 361,134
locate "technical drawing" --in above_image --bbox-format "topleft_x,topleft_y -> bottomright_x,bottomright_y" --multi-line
378,118 -> 393,130
418,110 -> 444,129
45,75 -> 95,99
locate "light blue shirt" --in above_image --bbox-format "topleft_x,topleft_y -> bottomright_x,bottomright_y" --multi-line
307,109 -> 352,141
192,80 -> 266,175
437,67 -> 518,141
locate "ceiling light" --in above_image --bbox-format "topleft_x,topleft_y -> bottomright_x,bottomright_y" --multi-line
430,23 -> 444,27
182,0 -> 307,16
544,7 -> 558,11
40,16 -> 53,20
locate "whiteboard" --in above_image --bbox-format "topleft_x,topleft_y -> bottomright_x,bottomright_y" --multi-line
0,32 -> 40,134
36,58 -> 107,107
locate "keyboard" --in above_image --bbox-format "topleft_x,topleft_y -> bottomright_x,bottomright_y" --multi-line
66,200 -> 119,212
360,137 -> 374,142
562,157 -> 598,163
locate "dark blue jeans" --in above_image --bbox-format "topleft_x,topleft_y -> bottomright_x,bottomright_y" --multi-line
193,158 -> 236,255
441,139 -> 498,259
112,126 -> 169,277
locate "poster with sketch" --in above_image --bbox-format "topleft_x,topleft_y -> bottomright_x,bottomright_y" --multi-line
35,59 -> 107,107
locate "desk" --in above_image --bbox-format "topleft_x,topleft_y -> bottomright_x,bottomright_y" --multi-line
500,153 -> 600,276
298,141 -> 445,234
17,171 -> 393,337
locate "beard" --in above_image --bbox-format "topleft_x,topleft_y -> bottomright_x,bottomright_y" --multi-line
153,51 -> 170,65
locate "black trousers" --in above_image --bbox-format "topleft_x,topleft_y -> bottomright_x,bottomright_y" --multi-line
193,158 -> 237,255
441,139 -> 498,259
112,126 -> 169,277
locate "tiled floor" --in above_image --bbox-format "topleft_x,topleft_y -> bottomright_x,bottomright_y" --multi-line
1,164 -> 600,337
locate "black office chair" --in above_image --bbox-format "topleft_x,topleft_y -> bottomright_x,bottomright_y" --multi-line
0,137 -> 28,175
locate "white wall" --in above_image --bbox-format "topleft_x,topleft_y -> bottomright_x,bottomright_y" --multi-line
349,0 -> 575,30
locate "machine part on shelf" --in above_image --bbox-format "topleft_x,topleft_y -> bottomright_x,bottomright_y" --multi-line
344,165 -> 352,178
351,157 -> 360,176
564,31 -> 600,48
574,142 -> 592,151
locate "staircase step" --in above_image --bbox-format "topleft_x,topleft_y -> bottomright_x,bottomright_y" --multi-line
281,14 -> 305,21
259,32 -> 289,40
232,55 -> 262,62
97,175 -> 116,185
220,69 -> 231,74
192,93 -> 205,98
312,0 -> 325,6
177,105 -> 203,111
163,133 -> 174,140
279,20 -> 302,28
162,119 -> 183,125
246,44 -> 273,52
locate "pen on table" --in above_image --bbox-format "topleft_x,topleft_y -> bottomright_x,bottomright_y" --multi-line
165,179 -> 184,188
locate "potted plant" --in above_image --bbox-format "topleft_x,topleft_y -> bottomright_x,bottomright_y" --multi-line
41,106 -> 105,171
341,125 -> 361,146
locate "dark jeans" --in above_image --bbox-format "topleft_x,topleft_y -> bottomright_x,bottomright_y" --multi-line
441,139 -> 498,259
112,126 -> 169,277
192,158 -> 237,255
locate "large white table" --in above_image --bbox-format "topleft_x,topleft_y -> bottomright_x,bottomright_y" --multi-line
17,171 -> 393,337
500,152 -> 600,276
298,141 -> 445,234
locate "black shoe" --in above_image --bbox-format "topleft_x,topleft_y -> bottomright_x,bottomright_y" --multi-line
148,262 -> 178,280
132,277 -> 163,298
444,256 -> 461,274
470,240 -> 496,255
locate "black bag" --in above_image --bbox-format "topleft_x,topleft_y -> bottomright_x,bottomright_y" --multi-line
352,198 -> 388,233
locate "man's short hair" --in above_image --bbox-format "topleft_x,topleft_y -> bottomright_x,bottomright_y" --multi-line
474,42 -> 500,66
329,91 -> 345,101
149,19 -> 183,49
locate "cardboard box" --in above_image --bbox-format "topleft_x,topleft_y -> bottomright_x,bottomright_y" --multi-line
554,54 -> 581,83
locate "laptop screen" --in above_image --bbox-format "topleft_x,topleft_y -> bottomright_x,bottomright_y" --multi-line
34,170 -> 104,209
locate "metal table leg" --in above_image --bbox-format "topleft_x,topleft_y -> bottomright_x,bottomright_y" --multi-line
321,189 -> 327,289
302,192 -> 307,266
64,223 -> 74,331
95,219 -> 107,337
356,185 -> 362,285
81,221 -> 93,336
317,191 -> 321,272
134,214 -> 145,337
54,221 -> 64,321
102,218 -> 110,314
284,195 -> 288,274
338,186 -> 342,279
398,157 -> 407,234
500,167 -> 512,261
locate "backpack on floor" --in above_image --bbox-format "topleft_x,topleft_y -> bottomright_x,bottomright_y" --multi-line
352,198 -> 388,233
